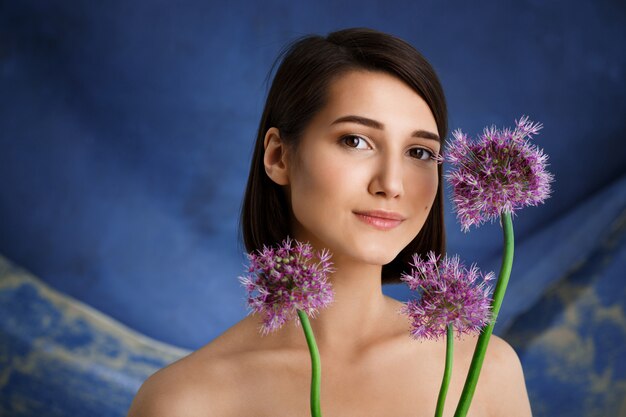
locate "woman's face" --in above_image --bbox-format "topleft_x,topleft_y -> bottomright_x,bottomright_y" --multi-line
283,70 -> 441,266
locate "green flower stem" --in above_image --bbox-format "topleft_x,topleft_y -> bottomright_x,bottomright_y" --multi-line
454,212 -> 514,417
297,309 -> 322,417
435,324 -> 455,417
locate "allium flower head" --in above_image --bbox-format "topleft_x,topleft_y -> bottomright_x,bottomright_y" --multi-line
399,251 -> 494,340
444,115 -> 555,232
238,236 -> 335,335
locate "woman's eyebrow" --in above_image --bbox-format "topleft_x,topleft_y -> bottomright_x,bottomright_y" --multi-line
330,114 -> 440,142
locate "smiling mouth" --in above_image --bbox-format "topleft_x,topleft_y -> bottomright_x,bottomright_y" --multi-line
354,213 -> 404,231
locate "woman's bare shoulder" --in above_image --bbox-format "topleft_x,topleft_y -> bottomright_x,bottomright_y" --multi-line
126,317 -> 260,417
481,334 -> 533,417
126,354 -> 231,417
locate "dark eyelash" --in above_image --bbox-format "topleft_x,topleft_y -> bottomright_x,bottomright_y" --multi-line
410,148 -> 442,162
339,133 -> 443,165
340,134 -> 368,148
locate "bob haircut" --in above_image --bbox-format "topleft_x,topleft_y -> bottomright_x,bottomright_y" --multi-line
239,27 -> 447,285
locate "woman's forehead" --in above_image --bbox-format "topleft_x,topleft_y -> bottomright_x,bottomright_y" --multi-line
312,70 -> 438,134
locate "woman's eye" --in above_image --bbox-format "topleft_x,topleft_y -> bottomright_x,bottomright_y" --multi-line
409,147 -> 436,161
341,134 -> 370,149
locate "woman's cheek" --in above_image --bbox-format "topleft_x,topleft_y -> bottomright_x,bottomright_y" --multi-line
289,156 -> 337,225
409,171 -> 438,226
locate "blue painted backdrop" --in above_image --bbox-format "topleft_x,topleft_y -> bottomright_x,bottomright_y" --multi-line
1,0 -> 625,416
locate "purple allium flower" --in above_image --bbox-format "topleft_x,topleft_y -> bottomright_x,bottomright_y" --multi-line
399,251 -> 494,340
444,115 -> 555,232
238,236 -> 335,335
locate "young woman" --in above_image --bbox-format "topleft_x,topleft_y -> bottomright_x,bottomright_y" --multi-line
127,27 -> 532,417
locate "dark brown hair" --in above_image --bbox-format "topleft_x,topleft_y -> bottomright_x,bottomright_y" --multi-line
238,27 -> 447,284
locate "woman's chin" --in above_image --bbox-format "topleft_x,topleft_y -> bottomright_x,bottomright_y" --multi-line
354,250 -> 400,267
317,238 -> 405,267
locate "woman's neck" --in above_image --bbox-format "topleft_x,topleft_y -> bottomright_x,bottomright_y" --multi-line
268,256 -> 394,358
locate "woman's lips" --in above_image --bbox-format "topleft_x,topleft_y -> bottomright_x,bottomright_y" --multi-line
354,213 -> 403,231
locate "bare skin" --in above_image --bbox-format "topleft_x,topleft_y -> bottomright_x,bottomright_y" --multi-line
127,70 -> 532,417
128,297 -> 530,417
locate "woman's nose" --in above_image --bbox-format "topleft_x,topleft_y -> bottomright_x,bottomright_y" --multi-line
368,155 -> 404,198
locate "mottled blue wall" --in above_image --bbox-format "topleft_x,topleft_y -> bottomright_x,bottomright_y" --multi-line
0,254 -> 188,416
1,0 -> 625,415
